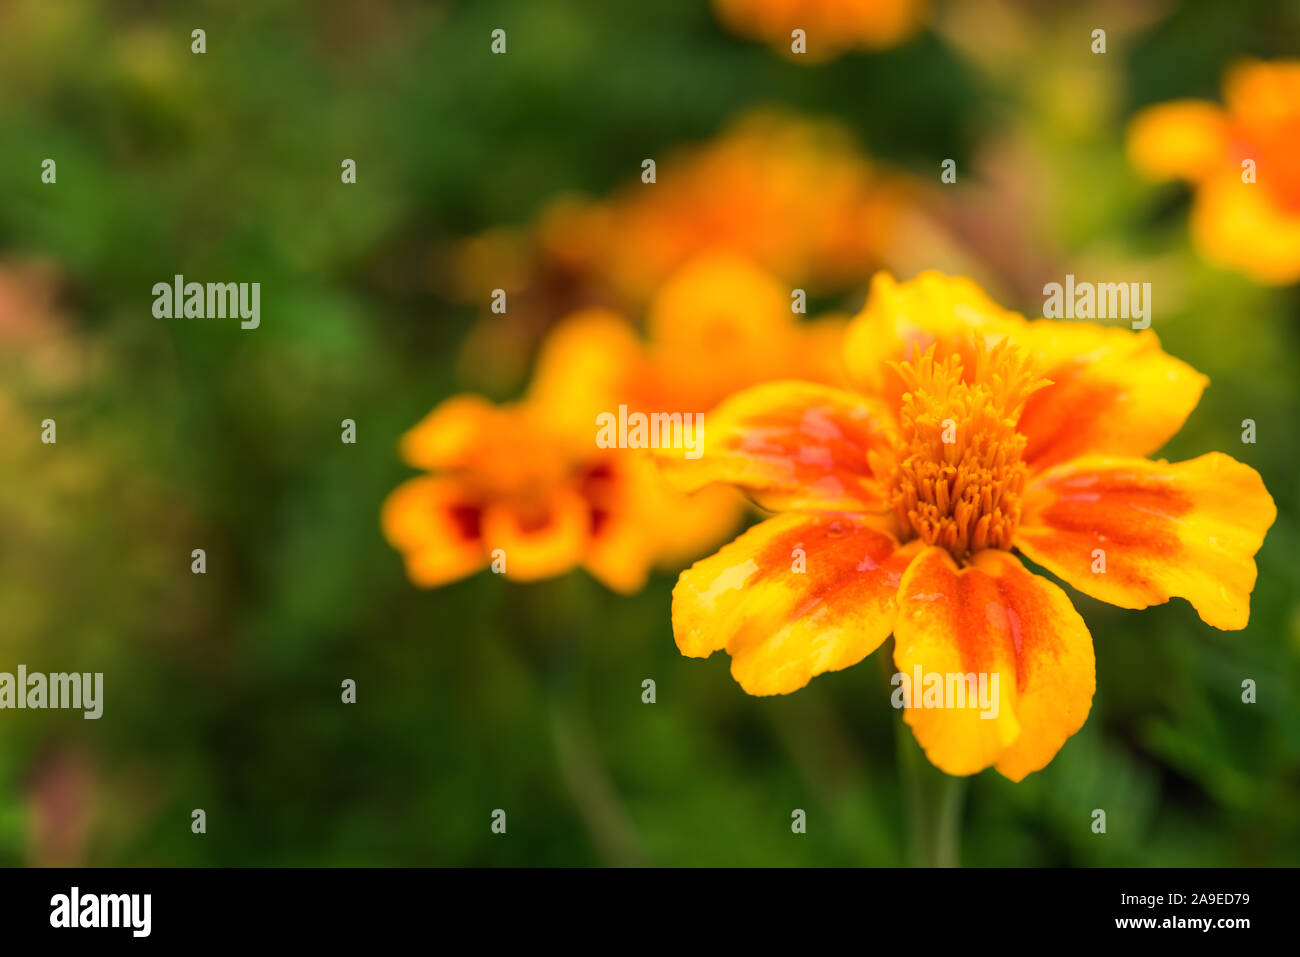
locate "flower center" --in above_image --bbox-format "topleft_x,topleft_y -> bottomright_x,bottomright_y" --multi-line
886,340 -> 1048,562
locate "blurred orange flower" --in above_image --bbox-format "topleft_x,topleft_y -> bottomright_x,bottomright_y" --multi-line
386,253 -> 852,592
381,392 -> 739,593
1128,59 -> 1300,284
711,0 -> 928,61
450,112 -> 916,388
658,271 -> 1276,780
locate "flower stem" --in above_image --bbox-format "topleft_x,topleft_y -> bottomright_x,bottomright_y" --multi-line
895,717 -> 966,867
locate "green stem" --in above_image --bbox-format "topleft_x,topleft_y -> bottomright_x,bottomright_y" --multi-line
893,697 -> 967,867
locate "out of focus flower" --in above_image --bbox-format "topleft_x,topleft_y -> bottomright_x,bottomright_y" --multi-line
550,113 -> 914,301
386,254 -> 853,592
711,0 -> 928,61
449,112 -> 916,388
381,393 -> 708,593
1128,59 -> 1300,285
658,271 -> 1275,780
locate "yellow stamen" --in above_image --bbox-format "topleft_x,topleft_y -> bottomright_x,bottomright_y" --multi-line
884,340 -> 1049,562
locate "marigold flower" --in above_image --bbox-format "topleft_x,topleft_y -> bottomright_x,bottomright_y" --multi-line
381,390 -> 738,594
385,253 -> 860,593
712,0 -> 928,61
572,113 -> 913,301
447,112 -> 915,390
658,271 -> 1276,780
1127,59 -> 1300,284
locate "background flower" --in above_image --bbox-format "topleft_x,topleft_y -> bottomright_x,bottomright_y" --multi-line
1128,59 -> 1300,284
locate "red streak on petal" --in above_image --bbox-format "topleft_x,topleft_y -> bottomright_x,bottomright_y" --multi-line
447,504 -> 483,543
749,516 -> 906,623
1019,367 -> 1124,469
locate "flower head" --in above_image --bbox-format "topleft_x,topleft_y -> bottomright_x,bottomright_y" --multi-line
1128,59 -> 1300,284
658,271 -> 1276,779
382,254 -> 848,594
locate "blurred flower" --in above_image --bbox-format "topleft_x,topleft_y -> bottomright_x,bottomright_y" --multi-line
385,253 -> 857,592
658,271 -> 1276,780
449,112 -> 917,388
552,112 -> 914,301
381,392 -> 704,593
1128,59 -> 1300,285
711,0 -> 928,61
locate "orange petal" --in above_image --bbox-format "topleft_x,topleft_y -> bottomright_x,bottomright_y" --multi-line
1222,58 -> 1300,137
646,255 -> 812,411
1126,100 -> 1229,183
1015,453 -> 1277,630
526,308 -> 651,445
380,476 -> 487,587
1015,321 -> 1208,470
480,486 -> 592,582
654,380 -> 896,512
893,547 -> 1095,780
398,394 -> 501,470
673,512 -> 919,695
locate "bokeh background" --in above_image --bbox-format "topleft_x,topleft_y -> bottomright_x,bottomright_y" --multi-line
1,0 -> 1298,866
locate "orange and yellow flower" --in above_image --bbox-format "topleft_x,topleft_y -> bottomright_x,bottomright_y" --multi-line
711,0 -> 928,62
381,390 -> 739,593
384,254 -> 849,593
658,271 -> 1275,780
1128,59 -> 1300,284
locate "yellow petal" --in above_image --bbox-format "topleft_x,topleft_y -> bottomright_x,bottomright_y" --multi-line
398,394 -> 501,470
527,308 -> 651,445
1191,171 -> 1300,285
1126,100 -> 1229,183
1015,320 -> 1208,470
893,547 -> 1095,780
843,271 -> 1028,404
673,512 -> 919,695
1015,453 -> 1277,630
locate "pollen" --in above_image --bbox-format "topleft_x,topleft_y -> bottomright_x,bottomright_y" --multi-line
883,340 -> 1050,562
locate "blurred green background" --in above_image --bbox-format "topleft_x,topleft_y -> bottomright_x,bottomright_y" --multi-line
1,0 -> 1298,866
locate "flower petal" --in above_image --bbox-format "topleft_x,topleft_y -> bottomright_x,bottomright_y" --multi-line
398,395 -> 502,470
381,476 -> 487,587
672,512 -> 919,695
1126,100 -> 1229,183
578,455 -> 743,595
1015,453 -> 1277,630
480,487 -> 592,582
654,380 -> 896,512
843,271 -> 1027,403
1191,171 -> 1300,286
893,547 -> 1095,780
1015,322 -> 1208,470
527,308 -> 652,445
